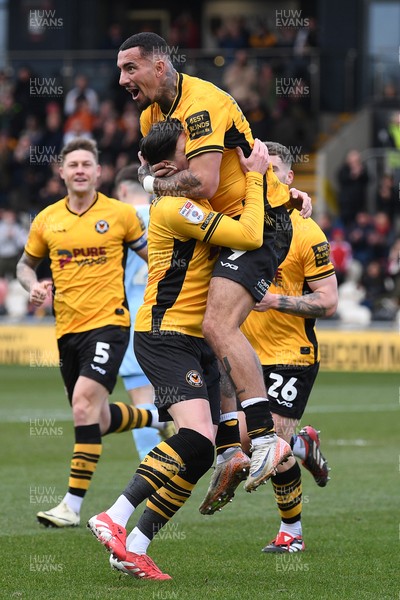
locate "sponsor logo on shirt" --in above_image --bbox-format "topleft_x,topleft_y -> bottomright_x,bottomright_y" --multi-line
185,110 -> 212,140
312,241 -> 330,267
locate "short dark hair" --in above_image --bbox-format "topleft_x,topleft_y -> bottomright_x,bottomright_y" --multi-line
61,137 -> 99,163
114,163 -> 140,188
119,32 -> 170,58
139,119 -> 184,166
264,141 -> 293,168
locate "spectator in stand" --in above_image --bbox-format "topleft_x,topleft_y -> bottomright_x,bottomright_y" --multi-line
20,114 -> 42,146
38,104 -> 64,156
63,98 -> 95,145
379,111 -> 400,149
97,163 -> 116,197
337,150 -> 369,228
367,211 -> 395,263
215,16 -> 249,52
0,91 -> 21,137
169,12 -> 200,49
64,74 -> 99,116
10,134 -> 46,212
96,117 -> 122,164
317,213 -> 334,240
93,99 -> 118,131
329,227 -> 353,286
222,49 -> 258,108
347,212 -> 374,266
0,131 -> 13,208
249,22 -> 277,49
374,82 -> 398,109
292,17 -> 318,78
257,63 -> 283,121
101,23 -> 125,50
376,173 -> 398,221
119,104 -> 141,162
387,238 -> 400,303
360,260 -> 395,320
0,210 -> 27,279
244,93 -> 272,140
37,177 -> 65,210
14,65 -> 43,125
0,69 -> 13,106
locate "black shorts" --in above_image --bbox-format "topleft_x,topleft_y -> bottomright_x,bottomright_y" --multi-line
58,325 -> 130,402
262,362 -> 320,420
212,206 -> 292,302
134,330 -> 220,424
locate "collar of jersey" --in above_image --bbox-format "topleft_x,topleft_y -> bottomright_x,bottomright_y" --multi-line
65,192 -> 99,216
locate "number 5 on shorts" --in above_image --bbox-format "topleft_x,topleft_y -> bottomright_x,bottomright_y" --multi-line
93,342 -> 110,364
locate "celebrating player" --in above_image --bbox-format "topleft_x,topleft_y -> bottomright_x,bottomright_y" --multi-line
16,138 -> 168,528
200,142 -> 338,554
116,32 -> 312,490
87,120 -> 275,580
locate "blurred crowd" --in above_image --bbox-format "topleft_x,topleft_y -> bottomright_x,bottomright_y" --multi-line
0,12 -> 399,323
318,149 -> 400,324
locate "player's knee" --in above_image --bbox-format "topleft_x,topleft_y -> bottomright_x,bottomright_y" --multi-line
202,312 -> 219,345
177,427 -> 215,477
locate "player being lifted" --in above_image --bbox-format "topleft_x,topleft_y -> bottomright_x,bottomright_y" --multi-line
88,120 -> 273,580
116,32 -> 313,490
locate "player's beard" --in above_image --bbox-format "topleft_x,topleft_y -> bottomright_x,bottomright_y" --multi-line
134,94 -> 152,112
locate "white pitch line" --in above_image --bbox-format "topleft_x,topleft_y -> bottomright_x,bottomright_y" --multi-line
0,410 -> 72,423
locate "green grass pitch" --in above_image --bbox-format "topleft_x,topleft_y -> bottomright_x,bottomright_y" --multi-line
0,365 -> 398,600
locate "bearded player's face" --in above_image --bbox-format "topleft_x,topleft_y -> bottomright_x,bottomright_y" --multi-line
117,47 -> 161,112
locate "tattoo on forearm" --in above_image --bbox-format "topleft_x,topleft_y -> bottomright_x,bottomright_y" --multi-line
16,263 -> 36,293
277,293 -> 328,318
153,170 -> 203,198
222,356 -> 246,397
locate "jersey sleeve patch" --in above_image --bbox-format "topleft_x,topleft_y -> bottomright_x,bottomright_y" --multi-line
185,111 -> 213,140
179,201 -> 204,224
311,241 -> 330,267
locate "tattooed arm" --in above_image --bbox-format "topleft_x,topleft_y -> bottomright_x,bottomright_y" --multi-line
16,252 -> 52,306
254,275 -> 338,318
139,151 -> 223,199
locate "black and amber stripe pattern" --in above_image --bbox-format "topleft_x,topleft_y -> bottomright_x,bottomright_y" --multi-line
110,402 -> 152,433
68,443 -> 102,498
146,474 -> 194,520
202,213 -> 224,244
271,464 -> 302,524
136,441 -> 184,492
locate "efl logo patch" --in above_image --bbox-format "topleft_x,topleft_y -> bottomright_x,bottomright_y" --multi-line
95,220 -> 109,233
186,111 -> 212,140
311,241 -> 330,267
185,370 -> 203,387
179,201 -> 204,224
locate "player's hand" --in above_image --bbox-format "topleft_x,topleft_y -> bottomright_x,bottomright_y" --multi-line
289,188 -> 312,218
151,161 -> 178,178
253,291 -> 276,312
137,152 -> 151,184
236,138 -> 269,175
30,280 -> 52,307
